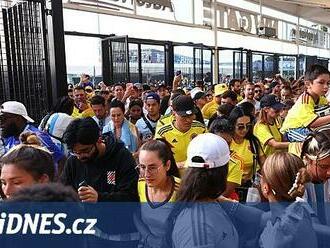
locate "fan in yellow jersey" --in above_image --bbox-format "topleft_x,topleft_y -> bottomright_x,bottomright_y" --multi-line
201,83 -> 228,120
155,95 -> 206,165
280,65 -> 330,142
229,106 -> 265,202
71,86 -> 94,118
254,95 -> 289,156
209,117 -> 242,200
134,140 -> 180,248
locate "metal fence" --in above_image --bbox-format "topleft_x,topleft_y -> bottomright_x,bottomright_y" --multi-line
0,0 -> 50,122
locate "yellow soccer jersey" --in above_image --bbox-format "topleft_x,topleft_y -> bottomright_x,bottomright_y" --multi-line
138,176 -> 180,203
155,121 -> 206,163
230,138 -> 263,182
201,100 -> 219,120
254,122 -> 284,156
280,92 -> 328,133
155,114 -> 173,133
228,153 -> 243,185
71,105 -> 94,118
288,142 -> 303,158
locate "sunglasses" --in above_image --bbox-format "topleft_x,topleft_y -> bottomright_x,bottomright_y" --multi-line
236,123 -> 252,131
101,91 -> 110,95
85,89 -> 93,93
255,90 -> 262,93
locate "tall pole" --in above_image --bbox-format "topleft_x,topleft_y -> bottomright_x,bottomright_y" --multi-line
213,0 -> 218,85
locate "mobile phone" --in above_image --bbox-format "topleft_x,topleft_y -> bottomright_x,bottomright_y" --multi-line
175,70 -> 182,76
79,180 -> 88,188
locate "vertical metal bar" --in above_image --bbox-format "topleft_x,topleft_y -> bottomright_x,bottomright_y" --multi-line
40,0 -> 51,114
137,43 -> 142,84
102,39 -> 111,84
13,5 -> 22,101
200,46 -> 203,81
28,1 -> 36,115
8,7 -> 18,99
233,51 -> 236,79
261,55 -> 265,80
240,49 -> 243,79
125,36 -> 130,82
193,47 -> 196,82
109,40 -> 114,83
18,4 -> 27,104
165,41 -> 174,86
2,8 -> 12,98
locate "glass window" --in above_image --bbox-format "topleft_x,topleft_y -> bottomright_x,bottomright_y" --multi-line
65,35 -> 102,85
174,46 -> 194,85
252,54 -> 263,82
219,50 -> 234,83
203,49 -> 212,84
129,43 -> 139,83
279,56 -> 296,79
141,44 -> 165,84
264,55 -> 274,79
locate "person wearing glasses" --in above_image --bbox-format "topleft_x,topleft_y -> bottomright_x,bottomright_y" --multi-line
254,95 -> 289,157
228,106 -> 265,201
254,83 -> 264,101
134,139 -> 180,248
61,117 -> 138,203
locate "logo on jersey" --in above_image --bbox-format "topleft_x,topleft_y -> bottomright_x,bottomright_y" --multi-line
107,171 -> 116,185
172,138 -> 178,143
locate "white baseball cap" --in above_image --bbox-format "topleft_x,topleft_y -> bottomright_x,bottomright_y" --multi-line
190,88 -> 206,101
0,101 -> 34,123
187,133 -> 230,169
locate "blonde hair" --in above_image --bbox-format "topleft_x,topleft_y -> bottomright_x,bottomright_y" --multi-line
262,152 -> 311,201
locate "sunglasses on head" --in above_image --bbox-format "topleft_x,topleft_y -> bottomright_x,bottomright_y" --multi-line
236,123 -> 252,131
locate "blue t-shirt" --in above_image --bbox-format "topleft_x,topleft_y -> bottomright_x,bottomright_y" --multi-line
172,202 -> 239,248
3,124 -> 64,163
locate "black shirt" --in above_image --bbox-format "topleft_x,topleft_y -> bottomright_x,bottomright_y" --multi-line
61,132 -> 139,202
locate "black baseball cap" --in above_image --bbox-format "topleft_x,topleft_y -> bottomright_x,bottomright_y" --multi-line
260,94 -> 285,110
172,95 -> 197,116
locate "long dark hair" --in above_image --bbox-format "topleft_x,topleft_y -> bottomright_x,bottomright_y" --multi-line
139,139 -> 180,178
229,105 -> 263,165
164,157 -> 228,247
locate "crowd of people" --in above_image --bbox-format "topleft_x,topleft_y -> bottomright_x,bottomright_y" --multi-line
1,66 -> 330,247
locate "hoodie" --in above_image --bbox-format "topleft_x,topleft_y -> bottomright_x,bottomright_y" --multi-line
61,132 -> 139,202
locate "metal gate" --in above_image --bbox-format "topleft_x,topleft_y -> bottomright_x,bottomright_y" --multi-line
0,0 -> 50,122
102,36 -> 130,84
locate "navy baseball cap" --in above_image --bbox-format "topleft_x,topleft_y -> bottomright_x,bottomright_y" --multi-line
260,94 -> 284,110
145,92 -> 160,103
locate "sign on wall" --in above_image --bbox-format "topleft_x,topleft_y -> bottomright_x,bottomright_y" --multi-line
203,0 -> 278,35
68,0 -> 174,12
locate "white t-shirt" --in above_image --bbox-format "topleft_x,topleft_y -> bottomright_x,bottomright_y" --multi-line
135,115 -> 158,143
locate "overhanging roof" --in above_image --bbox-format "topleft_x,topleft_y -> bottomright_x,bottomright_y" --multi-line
248,0 -> 330,26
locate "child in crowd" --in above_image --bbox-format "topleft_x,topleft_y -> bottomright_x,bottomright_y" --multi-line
280,65 -> 330,142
